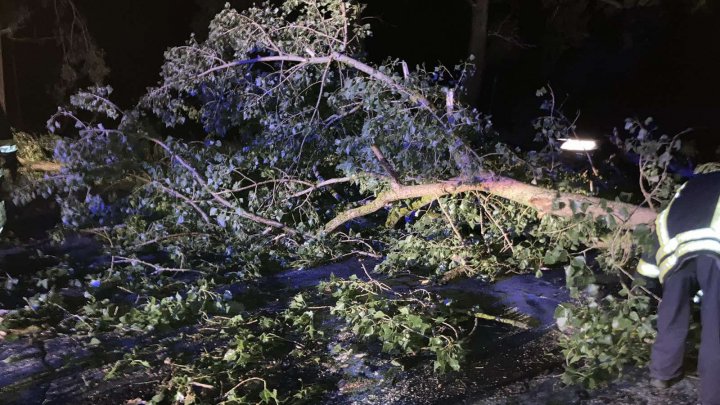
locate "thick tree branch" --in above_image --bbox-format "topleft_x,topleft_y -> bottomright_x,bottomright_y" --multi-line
12,151 -> 657,241
198,52 -> 438,119
323,175 -> 656,234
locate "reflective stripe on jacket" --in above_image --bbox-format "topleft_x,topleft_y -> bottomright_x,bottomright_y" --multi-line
636,172 -> 720,283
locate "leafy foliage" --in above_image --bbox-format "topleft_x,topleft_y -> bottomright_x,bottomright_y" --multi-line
319,274 -> 467,372
610,117 -> 685,210
0,0 -> 701,401
555,285 -> 657,388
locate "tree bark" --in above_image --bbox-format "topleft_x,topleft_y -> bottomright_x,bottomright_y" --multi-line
463,0 -> 489,107
324,175 -> 656,233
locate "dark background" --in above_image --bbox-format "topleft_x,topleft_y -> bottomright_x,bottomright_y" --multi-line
3,0 -> 719,159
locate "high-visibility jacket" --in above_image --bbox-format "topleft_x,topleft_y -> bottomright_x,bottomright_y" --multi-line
637,171 -> 720,283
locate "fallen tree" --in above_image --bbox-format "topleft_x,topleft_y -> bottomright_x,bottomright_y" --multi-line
3,0 -> 689,401
15,154 -> 657,233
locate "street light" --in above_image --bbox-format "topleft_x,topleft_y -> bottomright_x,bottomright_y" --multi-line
559,138 -> 597,152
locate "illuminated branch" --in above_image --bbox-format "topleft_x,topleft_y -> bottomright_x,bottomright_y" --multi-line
323,175 -> 656,234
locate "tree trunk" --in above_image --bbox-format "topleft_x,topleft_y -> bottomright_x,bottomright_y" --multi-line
463,0 -> 489,107
324,176 -> 656,233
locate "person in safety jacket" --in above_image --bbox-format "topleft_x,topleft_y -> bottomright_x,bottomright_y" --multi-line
636,169 -> 720,405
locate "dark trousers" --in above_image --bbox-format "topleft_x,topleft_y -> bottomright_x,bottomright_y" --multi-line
650,255 -> 720,405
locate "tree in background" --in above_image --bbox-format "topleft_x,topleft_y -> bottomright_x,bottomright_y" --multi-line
460,0 -> 711,109
0,0 -> 29,115
463,0 -> 489,107
0,0 -> 108,126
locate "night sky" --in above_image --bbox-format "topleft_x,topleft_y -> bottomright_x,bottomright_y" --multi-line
4,0 -> 720,159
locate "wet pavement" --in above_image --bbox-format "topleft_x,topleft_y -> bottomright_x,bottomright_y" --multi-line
0,236 -> 704,404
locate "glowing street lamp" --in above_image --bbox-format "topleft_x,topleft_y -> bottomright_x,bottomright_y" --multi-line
0,144 -> 17,154
559,138 -> 597,152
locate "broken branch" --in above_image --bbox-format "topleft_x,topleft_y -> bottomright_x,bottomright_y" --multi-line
323,175 -> 656,234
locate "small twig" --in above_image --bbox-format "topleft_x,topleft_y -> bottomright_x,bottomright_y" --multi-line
86,92 -> 123,117
337,231 -> 383,253
189,381 -> 215,390
437,198 -> 463,241
310,61 -> 332,124
113,256 -> 204,275
360,262 -> 393,293
79,228 -> 114,247
338,2 -> 349,48
638,157 -> 656,211
441,321 -> 460,339
263,332 -> 305,348
290,177 -> 352,198
136,232 -> 210,247
481,199 -> 515,253
239,14 -> 282,54
223,377 -> 267,399
445,88 -> 454,118
353,251 -> 383,259
323,103 -> 362,128
297,61 -> 333,164
473,312 -> 530,329
148,180 -> 211,224
370,144 -> 401,190
616,265 -> 661,302
50,302 -> 94,330
215,178 -> 313,195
